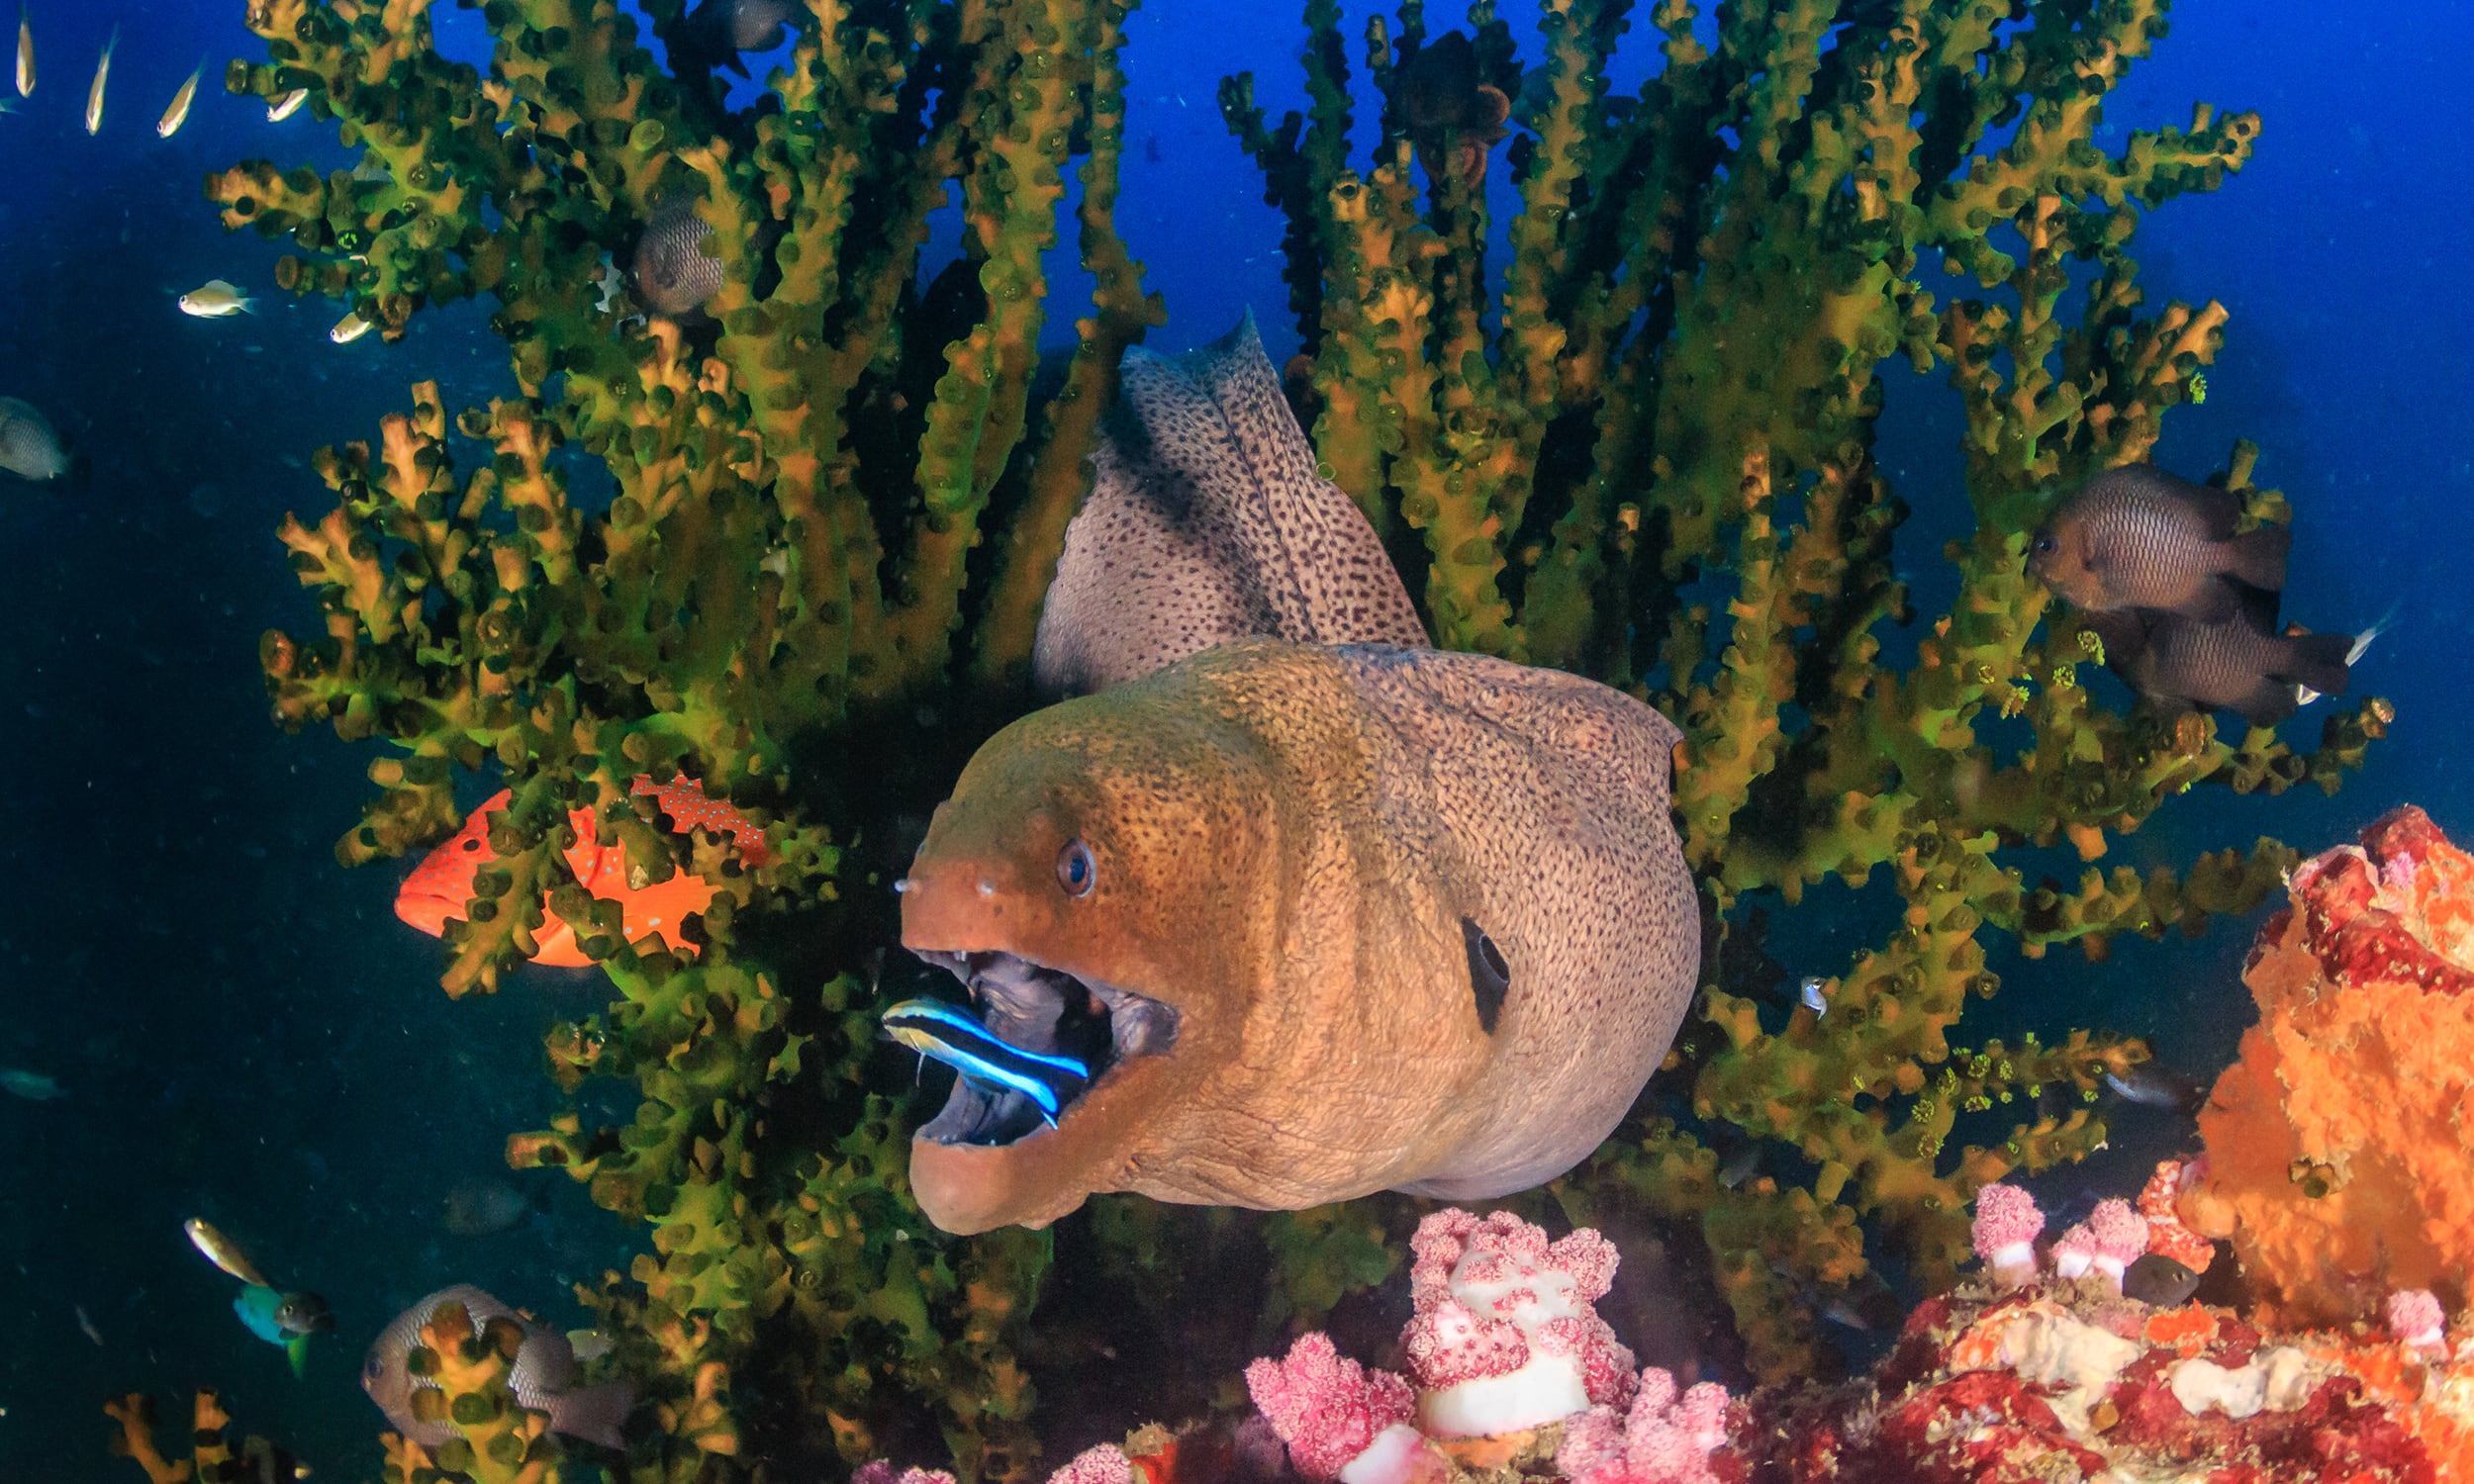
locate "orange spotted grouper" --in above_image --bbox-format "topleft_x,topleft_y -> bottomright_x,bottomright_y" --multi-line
901,638 -> 1700,1233
897,314 -> 1698,1235
396,776 -> 768,968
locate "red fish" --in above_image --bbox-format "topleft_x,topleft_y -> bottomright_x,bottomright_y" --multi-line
395,776 -> 769,968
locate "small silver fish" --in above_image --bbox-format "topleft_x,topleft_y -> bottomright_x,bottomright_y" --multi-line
80,21 -> 112,136
266,86 -> 307,122
0,1066 -> 62,1099
1798,975 -> 1830,1017
178,279 -> 256,317
329,312 -> 371,344
156,56 -> 202,138
74,1304 -> 101,1346
184,1217 -> 271,1286
14,1 -> 31,98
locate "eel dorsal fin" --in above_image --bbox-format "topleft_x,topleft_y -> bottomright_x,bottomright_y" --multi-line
1031,311 -> 1427,696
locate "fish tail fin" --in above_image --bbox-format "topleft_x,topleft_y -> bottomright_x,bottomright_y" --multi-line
2349,599 -> 2403,663
546,1379 -> 636,1449
2222,522 -> 2290,593
238,298 -> 260,315
285,1334 -> 311,1379
2275,630 -> 2353,701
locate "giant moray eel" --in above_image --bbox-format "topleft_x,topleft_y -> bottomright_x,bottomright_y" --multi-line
1030,311 -> 1427,696
898,316 -> 1698,1234
902,638 -> 1699,1233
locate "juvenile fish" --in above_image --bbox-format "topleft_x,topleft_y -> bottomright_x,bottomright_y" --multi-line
178,279 -> 256,317
15,2 -> 31,98
329,312 -> 371,344
183,1217 -> 271,1286
235,1285 -> 333,1378
156,56 -> 202,138
2030,464 -> 2289,622
266,86 -> 307,122
81,21 -> 111,135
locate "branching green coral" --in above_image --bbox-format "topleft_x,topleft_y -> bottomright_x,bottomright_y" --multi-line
222,0 -> 1153,1475
1227,0 -> 2389,1380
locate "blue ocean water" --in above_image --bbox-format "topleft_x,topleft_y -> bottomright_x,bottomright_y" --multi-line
0,0 -> 2466,1476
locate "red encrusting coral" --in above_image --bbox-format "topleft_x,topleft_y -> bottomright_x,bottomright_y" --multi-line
2137,1159 -> 2216,1273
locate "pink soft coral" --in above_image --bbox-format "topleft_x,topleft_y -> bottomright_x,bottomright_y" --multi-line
1244,1332 -> 1416,1480
1970,1183 -> 2044,1287
853,1465 -> 957,1484
1554,1367 -> 1731,1484
2387,1288 -> 2445,1353
1045,1444 -> 1133,1484
1401,1209 -> 1636,1437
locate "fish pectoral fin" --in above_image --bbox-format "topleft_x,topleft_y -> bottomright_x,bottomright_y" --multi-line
285,1334 -> 311,1379
1460,915 -> 1511,1035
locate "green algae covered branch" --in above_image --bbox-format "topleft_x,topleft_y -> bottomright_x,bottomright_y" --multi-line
1225,0 -> 2389,1380
222,0 -> 1158,1475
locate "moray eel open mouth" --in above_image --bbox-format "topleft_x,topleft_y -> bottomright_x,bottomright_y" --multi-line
908,949 -> 1181,1147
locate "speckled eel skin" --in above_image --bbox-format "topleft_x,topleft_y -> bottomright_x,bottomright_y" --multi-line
899,316 -> 1699,1234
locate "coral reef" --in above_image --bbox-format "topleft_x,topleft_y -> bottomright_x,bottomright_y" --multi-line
185,0 -> 2398,1475
1717,1165 -> 2474,1483
1222,0 -> 2389,1379
2185,805 -> 2474,1330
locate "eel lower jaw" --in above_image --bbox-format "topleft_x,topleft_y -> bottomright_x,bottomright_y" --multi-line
907,948 -> 1180,1148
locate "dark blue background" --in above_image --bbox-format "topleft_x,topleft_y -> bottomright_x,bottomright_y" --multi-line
0,0 -> 2464,1473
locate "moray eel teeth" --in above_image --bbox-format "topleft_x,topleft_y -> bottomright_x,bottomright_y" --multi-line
906,950 -> 1180,1148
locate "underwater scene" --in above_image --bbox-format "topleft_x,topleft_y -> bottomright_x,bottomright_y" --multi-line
3,0 -> 2472,1479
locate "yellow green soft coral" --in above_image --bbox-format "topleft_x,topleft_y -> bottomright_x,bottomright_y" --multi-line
221,0 -> 1153,1475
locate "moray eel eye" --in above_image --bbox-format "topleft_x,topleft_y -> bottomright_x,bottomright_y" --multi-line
1056,839 -> 1095,897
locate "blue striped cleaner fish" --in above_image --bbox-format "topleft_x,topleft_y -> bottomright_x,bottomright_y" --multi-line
881,999 -> 1092,1124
